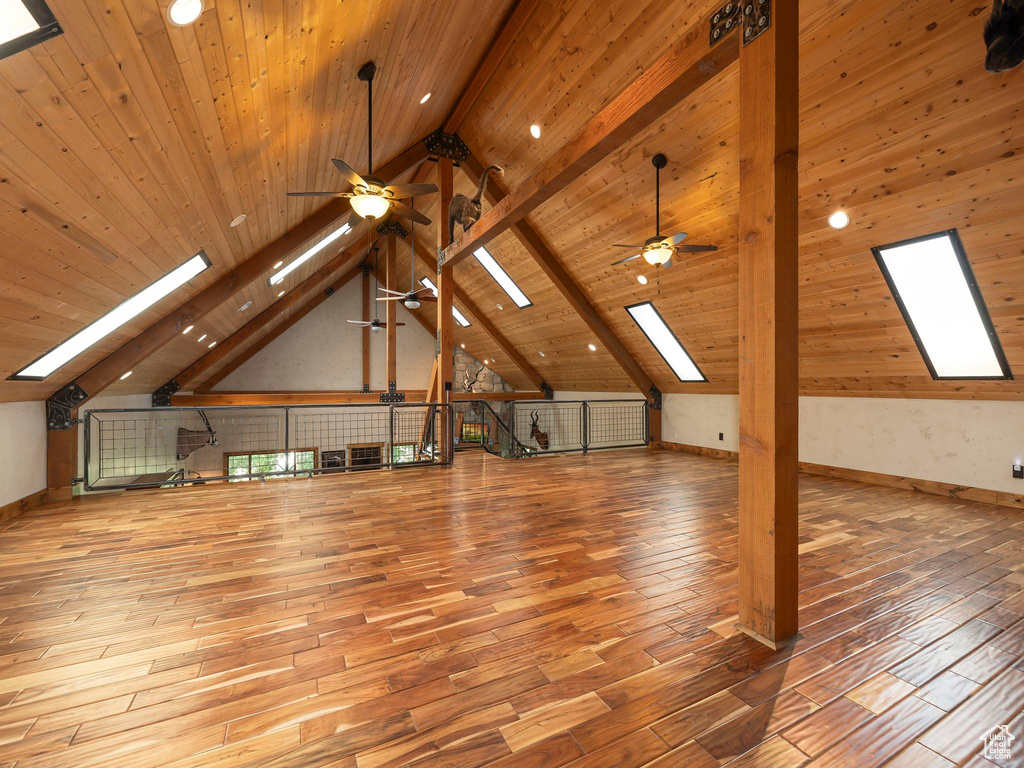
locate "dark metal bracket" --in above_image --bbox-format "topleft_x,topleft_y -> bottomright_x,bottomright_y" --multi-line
437,247 -> 445,272
424,129 -> 470,162
649,384 -> 663,410
361,263 -> 373,278
361,384 -> 371,394
376,220 -> 408,239
46,381 -> 89,430
380,392 -> 405,403
152,379 -> 181,408
710,0 -> 770,47
388,380 -> 397,393
540,381 -> 554,400
324,286 -> 335,298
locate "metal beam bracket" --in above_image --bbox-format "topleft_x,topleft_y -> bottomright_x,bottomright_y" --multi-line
424,129 -> 470,162
437,247 -> 445,272
649,384 -> 663,410
152,379 -> 181,408
46,382 -> 89,430
324,286 -> 336,298
540,381 -> 554,400
361,384 -> 371,394
379,392 -> 405,403
710,0 -> 770,47
376,220 -> 408,239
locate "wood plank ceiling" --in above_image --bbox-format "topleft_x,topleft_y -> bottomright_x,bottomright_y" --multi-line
2,0 -> 1024,403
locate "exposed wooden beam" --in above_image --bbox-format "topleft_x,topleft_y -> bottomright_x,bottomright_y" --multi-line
194,262 -> 365,393
155,246 -> 364,401
439,27 -> 738,270
461,153 -> 648,404
436,158 -> 455,461
362,267 -> 371,392
737,0 -> 801,648
171,389 -> 542,407
442,0 -> 541,134
385,235 -> 398,390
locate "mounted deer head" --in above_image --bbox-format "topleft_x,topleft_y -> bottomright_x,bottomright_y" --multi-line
985,0 -> 1024,72
529,410 -> 550,451
463,366 -> 486,393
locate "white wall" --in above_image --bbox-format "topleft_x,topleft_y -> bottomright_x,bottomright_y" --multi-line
0,401 -> 47,507
216,275 -> 435,392
661,393 -> 1024,495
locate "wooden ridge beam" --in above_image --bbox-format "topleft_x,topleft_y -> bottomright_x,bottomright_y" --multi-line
194,261 -> 366,393
170,389 -> 542,407
438,25 -> 738,271
442,0 -> 541,135
154,245 -> 365,404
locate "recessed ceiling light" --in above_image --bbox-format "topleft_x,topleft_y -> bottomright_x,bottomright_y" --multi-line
419,93 -> 431,104
269,222 -> 351,286
588,344 -> 597,351
182,325 -> 194,335
828,211 -> 851,230
483,359 -> 489,365
119,370 -> 133,380
539,351 -> 545,357
460,343 -> 465,349
197,333 -> 207,342
229,213 -> 247,228
496,303 -> 503,310
637,274 -> 648,285
530,124 -> 541,139
208,341 -> 216,348
277,290 -> 286,297
274,261 -> 283,269
237,301 -> 253,313
167,0 -> 204,26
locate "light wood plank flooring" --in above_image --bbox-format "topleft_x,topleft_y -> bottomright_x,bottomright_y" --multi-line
0,449 -> 1022,767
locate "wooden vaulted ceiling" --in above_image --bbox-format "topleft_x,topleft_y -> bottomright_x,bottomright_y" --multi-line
2,0 -> 1024,404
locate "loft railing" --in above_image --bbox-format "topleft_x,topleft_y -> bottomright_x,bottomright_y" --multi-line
83,402 -> 454,491
507,399 -> 649,456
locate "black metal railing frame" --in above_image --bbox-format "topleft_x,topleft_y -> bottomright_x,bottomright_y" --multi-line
506,399 -> 649,457
83,402 -> 455,491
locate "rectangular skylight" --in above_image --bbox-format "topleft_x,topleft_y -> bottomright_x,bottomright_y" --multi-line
268,222 -> 351,286
473,247 -> 531,308
419,277 -> 471,327
10,251 -> 211,380
625,301 -> 706,382
872,230 -> 1011,380
0,0 -> 61,60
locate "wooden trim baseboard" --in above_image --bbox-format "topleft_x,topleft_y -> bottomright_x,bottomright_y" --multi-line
654,440 -> 1024,511
0,488 -> 49,524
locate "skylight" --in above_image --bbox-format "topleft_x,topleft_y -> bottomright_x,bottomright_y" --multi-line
473,248 -> 531,308
625,302 -> 706,382
10,252 -> 211,380
0,0 -> 61,60
872,230 -> 1011,380
268,222 -> 351,286
419,277 -> 471,327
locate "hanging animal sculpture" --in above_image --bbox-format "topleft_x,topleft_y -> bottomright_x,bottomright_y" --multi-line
463,366 -> 486,393
984,0 -> 1024,72
529,410 -> 549,451
448,165 -> 503,242
175,411 -> 219,461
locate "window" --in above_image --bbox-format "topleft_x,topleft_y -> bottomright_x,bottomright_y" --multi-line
225,448 -> 317,481
268,222 -> 351,286
349,443 -> 383,469
419,276 -> 471,327
0,0 -> 61,61
871,230 -> 1012,380
392,443 -> 418,464
9,251 -> 211,380
473,247 -> 531,308
625,301 -> 707,382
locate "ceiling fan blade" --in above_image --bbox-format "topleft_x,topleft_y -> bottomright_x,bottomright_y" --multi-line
415,295 -> 437,302
346,320 -> 370,325
376,296 -> 403,301
383,182 -> 438,199
611,254 -> 643,266
667,232 -> 688,246
661,257 -> 674,269
610,243 -> 644,249
412,287 -> 436,296
287,191 -> 345,197
674,244 -> 718,253
332,159 -> 367,188
389,199 -> 432,226
378,287 -> 408,296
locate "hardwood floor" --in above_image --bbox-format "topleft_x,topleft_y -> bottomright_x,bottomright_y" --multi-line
0,449 -> 1022,767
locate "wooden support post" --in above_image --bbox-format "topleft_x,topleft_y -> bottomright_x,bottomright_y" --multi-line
385,235 -> 397,391
436,157 -> 455,460
362,266 -> 371,392
737,0 -> 800,648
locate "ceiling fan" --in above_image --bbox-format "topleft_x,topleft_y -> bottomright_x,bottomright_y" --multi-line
610,153 -> 718,269
348,245 -> 406,332
376,201 -> 437,310
288,61 -> 436,227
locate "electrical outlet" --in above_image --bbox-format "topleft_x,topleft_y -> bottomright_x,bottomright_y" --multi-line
1014,464 -> 1023,479
719,432 -> 724,441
